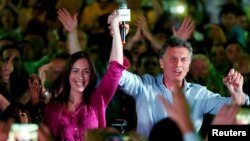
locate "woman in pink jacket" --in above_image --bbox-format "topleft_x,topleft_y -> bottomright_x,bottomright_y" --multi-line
43,8 -> 126,141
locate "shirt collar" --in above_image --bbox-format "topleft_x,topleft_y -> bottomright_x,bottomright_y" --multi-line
157,73 -> 192,92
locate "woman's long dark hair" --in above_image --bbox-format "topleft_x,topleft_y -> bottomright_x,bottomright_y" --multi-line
60,51 -> 97,104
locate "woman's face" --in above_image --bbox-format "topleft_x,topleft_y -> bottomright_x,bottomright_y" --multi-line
211,46 -> 226,60
2,48 -> 22,70
1,8 -> 15,29
69,58 -> 91,94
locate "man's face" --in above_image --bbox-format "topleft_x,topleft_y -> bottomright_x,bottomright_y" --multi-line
221,13 -> 236,29
237,15 -> 248,29
226,43 -> 242,62
190,59 -> 210,79
138,56 -> 160,76
159,47 -> 191,83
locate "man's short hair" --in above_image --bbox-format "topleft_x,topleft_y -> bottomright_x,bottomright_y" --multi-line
159,37 -> 193,58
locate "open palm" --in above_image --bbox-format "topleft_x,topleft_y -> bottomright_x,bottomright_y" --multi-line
57,8 -> 78,32
172,17 -> 195,40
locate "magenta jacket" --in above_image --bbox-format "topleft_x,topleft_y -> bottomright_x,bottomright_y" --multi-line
43,61 -> 126,141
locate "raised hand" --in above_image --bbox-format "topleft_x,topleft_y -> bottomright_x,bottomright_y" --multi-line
223,69 -> 245,105
158,86 -> 194,134
136,13 -> 150,38
158,88 -> 190,124
135,13 -> 163,51
28,74 -> 42,105
38,124 -> 54,141
0,118 -> 14,141
38,64 -> 51,94
57,8 -> 78,32
108,11 -> 121,34
107,10 -> 125,64
108,11 -> 129,36
211,104 -> 239,125
124,27 -> 142,50
108,10 -> 130,64
204,104 -> 240,141
0,94 -> 10,111
57,7 -> 81,54
172,17 -> 195,40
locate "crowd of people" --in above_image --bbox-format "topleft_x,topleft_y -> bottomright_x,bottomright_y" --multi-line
0,0 -> 250,141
